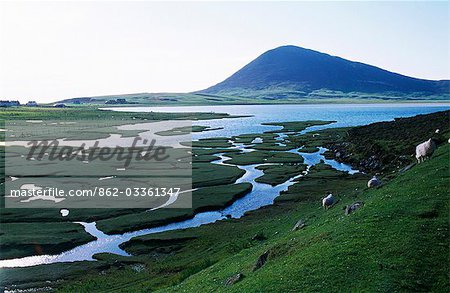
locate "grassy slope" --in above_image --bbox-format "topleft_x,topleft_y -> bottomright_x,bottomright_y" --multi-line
52,145 -> 448,292
164,144 -> 449,292
52,164 -> 367,292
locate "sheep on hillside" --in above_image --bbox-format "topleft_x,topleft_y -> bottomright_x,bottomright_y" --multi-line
322,193 -> 335,209
415,138 -> 436,163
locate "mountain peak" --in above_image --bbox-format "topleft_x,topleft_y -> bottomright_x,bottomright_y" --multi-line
201,46 -> 449,95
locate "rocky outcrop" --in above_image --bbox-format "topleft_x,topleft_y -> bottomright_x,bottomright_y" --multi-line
367,176 -> 381,188
253,251 -> 269,271
251,232 -> 267,241
344,202 -> 364,215
291,219 -> 306,231
225,273 -> 244,286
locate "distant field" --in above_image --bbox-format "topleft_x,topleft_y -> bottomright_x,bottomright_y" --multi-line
52,89 -> 450,107
0,106 -> 239,121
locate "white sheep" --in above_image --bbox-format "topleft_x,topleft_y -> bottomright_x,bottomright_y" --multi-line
415,138 -> 436,163
322,193 -> 335,209
367,176 -> 381,188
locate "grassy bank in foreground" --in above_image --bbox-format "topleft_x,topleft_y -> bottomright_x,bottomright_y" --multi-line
46,144 -> 448,292
163,144 -> 448,292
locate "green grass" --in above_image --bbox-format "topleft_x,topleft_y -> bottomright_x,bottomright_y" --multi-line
0,107 -> 239,141
51,163 -> 367,292
160,144 -> 449,292
192,183 -> 252,213
0,222 -> 95,259
254,163 -> 307,186
298,146 -> 319,153
189,138 -> 232,148
155,126 -> 223,136
1,110 -> 449,292
262,120 -> 335,133
0,107 -> 250,259
192,163 -> 245,188
225,150 -> 304,165
50,89 -> 450,107
51,145 -> 449,292
232,133 -> 278,144
0,106 -> 239,121
94,183 -> 251,235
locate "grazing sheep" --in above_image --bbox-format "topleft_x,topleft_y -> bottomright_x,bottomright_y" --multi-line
415,138 -> 436,163
367,176 -> 381,188
322,193 -> 335,209
435,129 -> 440,134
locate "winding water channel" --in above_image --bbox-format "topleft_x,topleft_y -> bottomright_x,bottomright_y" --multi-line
0,136 -> 357,268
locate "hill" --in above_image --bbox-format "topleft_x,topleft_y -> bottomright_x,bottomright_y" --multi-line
54,46 -> 449,105
200,45 -> 449,100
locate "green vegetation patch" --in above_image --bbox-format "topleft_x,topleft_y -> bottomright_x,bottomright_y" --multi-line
95,183 -> 251,235
0,106 -> 239,121
155,125 -> 223,136
255,163 -> 307,186
276,163 -> 367,203
252,143 -> 293,151
192,183 -> 252,213
298,146 -> 320,153
189,138 -> 232,148
192,163 -> 244,188
225,150 -> 304,165
262,120 -> 335,133
232,133 -> 278,144
0,222 -> 95,259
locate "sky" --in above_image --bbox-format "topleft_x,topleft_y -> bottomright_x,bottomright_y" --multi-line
0,1 -> 449,103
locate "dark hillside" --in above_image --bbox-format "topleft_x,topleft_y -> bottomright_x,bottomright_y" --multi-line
202,45 -> 450,95
327,110 -> 450,172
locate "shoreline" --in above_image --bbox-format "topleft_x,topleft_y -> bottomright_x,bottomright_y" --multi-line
5,99 -> 449,108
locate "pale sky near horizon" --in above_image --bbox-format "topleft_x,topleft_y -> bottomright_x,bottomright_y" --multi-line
0,1 -> 449,103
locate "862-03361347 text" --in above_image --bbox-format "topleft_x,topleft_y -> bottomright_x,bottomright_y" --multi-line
8,187 -> 182,198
